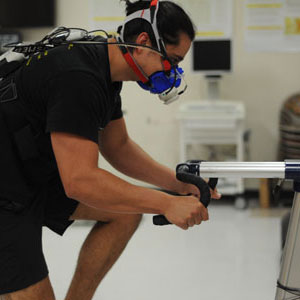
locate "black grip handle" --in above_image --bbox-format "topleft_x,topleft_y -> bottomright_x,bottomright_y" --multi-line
153,214 -> 172,225
153,166 -> 218,226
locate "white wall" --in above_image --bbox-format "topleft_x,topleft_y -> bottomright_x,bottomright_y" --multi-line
20,0 -> 300,188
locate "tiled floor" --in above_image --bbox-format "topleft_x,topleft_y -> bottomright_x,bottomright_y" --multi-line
43,202 -> 287,300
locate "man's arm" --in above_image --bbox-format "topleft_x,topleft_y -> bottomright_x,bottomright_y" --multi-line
51,132 -> 169,214
51,131 -> 209,230
99,118 -> 220,198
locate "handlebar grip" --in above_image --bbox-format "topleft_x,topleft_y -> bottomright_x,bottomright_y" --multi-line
176,172 -> 211,207
208,178 -> 218,191
153,215 -> 172,226
153,168 -> 219,226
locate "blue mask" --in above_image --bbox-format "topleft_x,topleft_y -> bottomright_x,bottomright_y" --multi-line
137,66 -> 184,94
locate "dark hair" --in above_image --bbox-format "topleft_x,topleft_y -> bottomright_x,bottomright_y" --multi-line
119,0 -> 195,48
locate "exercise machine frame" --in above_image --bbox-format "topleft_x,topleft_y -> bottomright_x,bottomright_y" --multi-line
154,160 -> 300,299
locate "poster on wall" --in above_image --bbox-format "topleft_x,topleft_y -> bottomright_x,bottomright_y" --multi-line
176,0 -> 233,40
89,0 -> 233,39
245,0 -> 300,52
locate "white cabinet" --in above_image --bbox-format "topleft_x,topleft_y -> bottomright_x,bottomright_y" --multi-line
178,100 -> 246,198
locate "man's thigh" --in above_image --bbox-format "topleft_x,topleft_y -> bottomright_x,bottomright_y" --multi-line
1,277 -> 55,300
70,203 -> 142,224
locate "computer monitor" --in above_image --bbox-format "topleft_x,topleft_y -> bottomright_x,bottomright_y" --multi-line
0,0 -> 55,28
192,40 -> 232,75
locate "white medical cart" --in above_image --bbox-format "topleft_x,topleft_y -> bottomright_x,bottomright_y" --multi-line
178,100 -> 246,208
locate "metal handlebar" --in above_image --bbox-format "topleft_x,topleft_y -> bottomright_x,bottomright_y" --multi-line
153,162 -> 218,226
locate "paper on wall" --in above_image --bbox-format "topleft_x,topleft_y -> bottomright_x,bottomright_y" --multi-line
245,0 -> 300,52
176,0 -> 233,40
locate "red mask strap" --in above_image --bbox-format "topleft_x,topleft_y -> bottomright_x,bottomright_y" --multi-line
118,39 -> 149,84
162,59 -> 172,73
124,52 -> 149,83
150,0 -> 159,7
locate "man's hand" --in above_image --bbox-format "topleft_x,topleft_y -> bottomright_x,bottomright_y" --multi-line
163,195 -> 209,230
176,181 -> 222,200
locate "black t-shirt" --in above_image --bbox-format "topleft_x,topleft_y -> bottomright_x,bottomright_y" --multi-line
15,39 -> 123,143
13,39 -> 123,182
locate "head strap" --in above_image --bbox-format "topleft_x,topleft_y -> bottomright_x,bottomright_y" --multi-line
119,0 -> 167,55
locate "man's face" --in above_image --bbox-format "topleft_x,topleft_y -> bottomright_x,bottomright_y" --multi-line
133,32 -> 192,78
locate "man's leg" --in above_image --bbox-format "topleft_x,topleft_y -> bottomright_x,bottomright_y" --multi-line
0,277 -> 55,300
65,203 -> 142,300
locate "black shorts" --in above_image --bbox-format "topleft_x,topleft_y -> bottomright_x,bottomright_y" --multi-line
0,177 -> 79,295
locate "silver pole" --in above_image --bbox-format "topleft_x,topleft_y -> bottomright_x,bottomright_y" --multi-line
275,191 -> 300,299
198,162 -> 286,179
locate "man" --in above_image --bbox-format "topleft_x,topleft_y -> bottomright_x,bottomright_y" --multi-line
0,1 -> 220,299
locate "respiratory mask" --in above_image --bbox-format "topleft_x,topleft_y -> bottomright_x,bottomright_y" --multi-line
137,67 -> 185,104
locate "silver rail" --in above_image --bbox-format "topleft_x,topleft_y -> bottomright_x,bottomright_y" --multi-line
198,162 -> 286,178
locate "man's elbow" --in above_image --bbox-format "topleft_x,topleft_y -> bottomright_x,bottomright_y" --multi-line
64,180 -> 77,199
62,176 -> 78,199
63,173 -> 89,200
